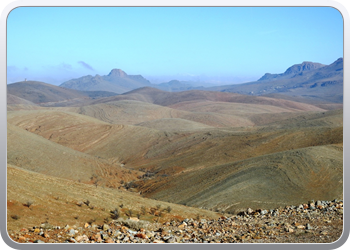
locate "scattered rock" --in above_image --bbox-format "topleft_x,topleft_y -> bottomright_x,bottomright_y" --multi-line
8,199 -> 343,244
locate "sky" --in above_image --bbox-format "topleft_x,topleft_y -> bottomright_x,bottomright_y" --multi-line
7,7 -> 343,85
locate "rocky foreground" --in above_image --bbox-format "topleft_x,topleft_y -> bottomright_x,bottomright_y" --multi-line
9,199 -> 343,244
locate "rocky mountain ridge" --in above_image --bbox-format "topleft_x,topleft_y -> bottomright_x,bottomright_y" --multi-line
60,69 -> 152,94
258,61 -> 326,81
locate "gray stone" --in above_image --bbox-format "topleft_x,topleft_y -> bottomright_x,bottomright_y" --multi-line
260,210 -> 268,215
68,229 -> 75,236
34,240 -> 45,243
306,224 -> 313,230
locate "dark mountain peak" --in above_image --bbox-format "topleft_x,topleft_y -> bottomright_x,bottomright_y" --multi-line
108,69 -> 128,78
331,57 -> 343,66
258,60 -> 326,81
284,61 -> 325,75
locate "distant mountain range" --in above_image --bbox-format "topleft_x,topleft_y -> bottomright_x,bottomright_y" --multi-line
60,69 -> 153,94
207,58 -> 343,103
258,61 -> 326,81
10,58 -> 342,104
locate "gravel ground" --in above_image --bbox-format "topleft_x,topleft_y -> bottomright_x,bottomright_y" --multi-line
8,199 -> 343,244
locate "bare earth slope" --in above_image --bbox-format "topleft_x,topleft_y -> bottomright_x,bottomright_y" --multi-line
141,144 -> 343,213
88,87 -> 330,112
7,164 -> 219,232
70,88 -> 331,130
7,81 -> 89,104
7,106 -> 343,213
7,84 -> 343,239
76,100 -> 257,128
7,123 -> 137,187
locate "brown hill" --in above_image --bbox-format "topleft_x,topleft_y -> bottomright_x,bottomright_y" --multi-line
89,87 -> 328,112
7,81 -> 89,104
7,86 -> 343,218
7,94 -> 38,106
7,94 -> 42,111
8,108 -> 342,166
136,118 -> 213,131
75,100 -> 255,128
7,110 -> 169,168
7,81 -> 118,107
73,88 -> 332,130
8,109 -> 342,192
139,144 -> 343,212
7,123 -> 137,187
7,164 -> 219,232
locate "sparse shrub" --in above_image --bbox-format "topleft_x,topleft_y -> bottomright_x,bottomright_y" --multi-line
136,213 -> 141,219
104,217 -> 111,223
195,214 -> 200,221
89,205 -> 95,210
119,203 -> 124,208
150,207 -> 157,215
117,218 -> 149,231
156,204 -> 161,210
11,215 -> 20,220
141,206 -> 146,215
165,206 -> 172,213
74,216 -> 79,220
84,200 -> 90,206
24,201 -> 33,208
110,208 -> 120,220
94,180 -> 99,187
54,196 -> 59,200
156,210 -> 163,222
76,201 -> 83,207
88,218 -> 96,224
125,209 -> 133,218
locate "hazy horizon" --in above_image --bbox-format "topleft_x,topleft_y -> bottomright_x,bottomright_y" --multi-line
7,7 -> 343,85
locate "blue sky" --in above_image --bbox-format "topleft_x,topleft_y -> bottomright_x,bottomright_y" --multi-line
7,7 -> 343,85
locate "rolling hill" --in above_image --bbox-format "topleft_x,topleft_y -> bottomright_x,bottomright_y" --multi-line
141,144 -> 343,213
7,164 -> 219,231
7,105 -> 343,213
7,80 -> 118,105
7,64 -> 343,232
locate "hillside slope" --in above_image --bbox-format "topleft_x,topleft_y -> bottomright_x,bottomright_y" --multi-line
7,81 -> 89,104
7,164 -> 219,232
7,123 -> 137,186
141,144 -> 343,212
